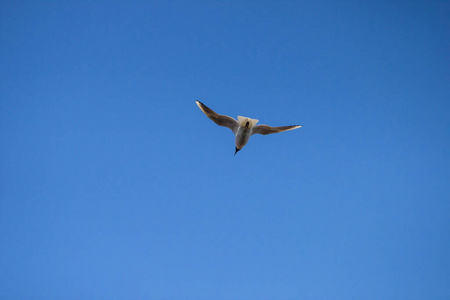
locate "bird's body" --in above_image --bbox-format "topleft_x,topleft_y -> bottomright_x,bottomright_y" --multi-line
195,100 -> 302,155
235,125 -> 251,150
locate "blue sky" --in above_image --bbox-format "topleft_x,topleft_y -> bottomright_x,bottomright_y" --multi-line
1,1 -> 449,299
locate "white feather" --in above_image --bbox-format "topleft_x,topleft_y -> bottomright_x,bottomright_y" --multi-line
237,116 -> 259,127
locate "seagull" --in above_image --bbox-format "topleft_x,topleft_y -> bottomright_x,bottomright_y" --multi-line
195,100 -> 302,155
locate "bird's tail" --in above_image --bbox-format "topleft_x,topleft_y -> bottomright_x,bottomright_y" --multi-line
237,116 -> 259,128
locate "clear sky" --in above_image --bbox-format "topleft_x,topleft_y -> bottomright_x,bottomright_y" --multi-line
1,1 -> 449,299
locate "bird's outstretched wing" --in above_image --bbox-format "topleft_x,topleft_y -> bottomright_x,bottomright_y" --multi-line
251,124 -> 302,135
196,100 -> 239,134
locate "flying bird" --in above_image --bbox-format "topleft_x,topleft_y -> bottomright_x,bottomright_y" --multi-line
195,100 -> 302,155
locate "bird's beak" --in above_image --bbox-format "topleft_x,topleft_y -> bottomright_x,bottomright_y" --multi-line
234,147 -> 241,155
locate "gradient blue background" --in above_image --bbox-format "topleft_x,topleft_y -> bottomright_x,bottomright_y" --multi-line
1,1 -> 449,299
